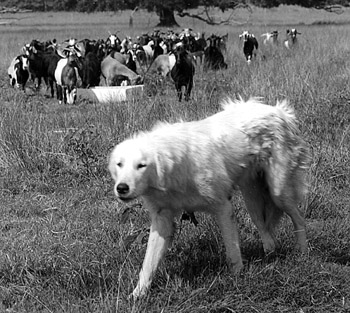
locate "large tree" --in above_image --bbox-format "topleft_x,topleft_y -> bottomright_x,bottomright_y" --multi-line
137,0 -> 347,26
1,0 -> 347,21
178,0 -> 252,25
138,0 -> 201,27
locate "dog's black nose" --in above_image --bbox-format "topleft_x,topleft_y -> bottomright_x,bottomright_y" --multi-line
117,183 -> 129,195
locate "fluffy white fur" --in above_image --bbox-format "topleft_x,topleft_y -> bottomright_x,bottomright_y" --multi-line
108,97 -> 310,298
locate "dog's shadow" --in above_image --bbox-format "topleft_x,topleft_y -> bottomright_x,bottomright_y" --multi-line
164,237 -> 290,283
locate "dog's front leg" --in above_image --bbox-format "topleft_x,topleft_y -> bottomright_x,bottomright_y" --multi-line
132,208 -> 174,298
216,200 -> 243,273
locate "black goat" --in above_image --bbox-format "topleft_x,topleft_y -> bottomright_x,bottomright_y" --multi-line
23,43 -> 61,95
239,31 -> 259,63
80,52 -> 101,88
203,35 -> 227,71
170,45 -> 195,102
79,40 -> 104,88
152,37 -> 164,61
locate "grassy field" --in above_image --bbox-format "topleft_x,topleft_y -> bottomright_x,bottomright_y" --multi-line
1,5 -> 350,313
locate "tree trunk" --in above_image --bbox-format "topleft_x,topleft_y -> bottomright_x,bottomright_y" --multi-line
157,7 -> 179,27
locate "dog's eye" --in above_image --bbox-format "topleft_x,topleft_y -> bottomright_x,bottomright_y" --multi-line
137,163 -> 146,169
117,162 -> 122,167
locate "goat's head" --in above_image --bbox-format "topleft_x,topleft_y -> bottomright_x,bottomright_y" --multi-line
261,30 -> 279,44
206,34 -> 218,47
239,31 -> 255,42
179,28 -> 193,39
128,49 -> 137,62
173,44 -> 187,64
70,53 -> 83,70
107,32 -> 121,47
22,42 -> 38,56
64,38 -> 77,46
21,55 -> 29,70
287,29 -> 301,40
120,37 -> 132,53
271,30 -> 279,37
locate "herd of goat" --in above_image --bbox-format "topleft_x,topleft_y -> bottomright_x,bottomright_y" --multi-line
7,28 -> 301,103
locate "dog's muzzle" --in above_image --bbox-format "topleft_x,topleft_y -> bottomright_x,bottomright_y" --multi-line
116,183 -> 137,201
116,183 -> 129,195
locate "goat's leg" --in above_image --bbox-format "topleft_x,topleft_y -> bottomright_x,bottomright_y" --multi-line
49,79 -> 54,98
56,85 -> 63,104
175,83 -> 182,101
185,81 -> 193,101
63,87 -> 67,104
35,76 -> 41,90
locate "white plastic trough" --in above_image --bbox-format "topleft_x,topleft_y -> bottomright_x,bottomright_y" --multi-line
77,85 -> 144,103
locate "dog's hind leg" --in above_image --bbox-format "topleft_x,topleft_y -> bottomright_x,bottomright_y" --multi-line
270,190 -> 307,253
215,200 -> 243,273
266,163 -> 308,253
132,207 -> 175,298
240,178 -> 281,254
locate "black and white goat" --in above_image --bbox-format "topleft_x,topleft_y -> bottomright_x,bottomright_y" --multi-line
55,50 -> 82,104
239,31 -> 259,63
170,45 -> 195,102
8,55 -> 29,90
284,29 -> 301,49
63,38 -> 83,57
132,43 -> 147,67
106,32 -> 122,54
120,37 -> 133,54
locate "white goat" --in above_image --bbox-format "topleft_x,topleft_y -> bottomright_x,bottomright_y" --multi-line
101,55 -> 142,86
149,53 -> 176,77
261,31 -> 279,45
142,40 -> 154,65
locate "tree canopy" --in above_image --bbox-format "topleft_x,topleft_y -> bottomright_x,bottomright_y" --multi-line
1,0 -> 348,26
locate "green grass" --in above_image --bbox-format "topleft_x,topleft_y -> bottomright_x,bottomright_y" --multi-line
1,5 -> 350,313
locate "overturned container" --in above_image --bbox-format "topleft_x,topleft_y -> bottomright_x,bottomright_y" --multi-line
78,85 -> 144,103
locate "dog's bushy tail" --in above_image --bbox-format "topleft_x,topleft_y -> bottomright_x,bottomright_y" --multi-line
259,100 -> 310,235
273,99 -> 311,201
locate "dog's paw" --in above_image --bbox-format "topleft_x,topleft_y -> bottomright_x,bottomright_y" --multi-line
228,259 -> 244,274
130,286 -> 147,300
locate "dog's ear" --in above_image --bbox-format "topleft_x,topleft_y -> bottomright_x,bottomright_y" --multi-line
107,148 -> 118,181
154,153 -> 167,191
153,152 -> 185,193
152,152 -> 176,191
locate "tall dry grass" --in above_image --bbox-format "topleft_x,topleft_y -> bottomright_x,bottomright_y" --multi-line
0,6 -> 349,313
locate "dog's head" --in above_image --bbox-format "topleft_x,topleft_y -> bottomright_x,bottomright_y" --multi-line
108,137 -> 167,202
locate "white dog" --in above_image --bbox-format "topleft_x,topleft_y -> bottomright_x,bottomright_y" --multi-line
109,97 -> 310,298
